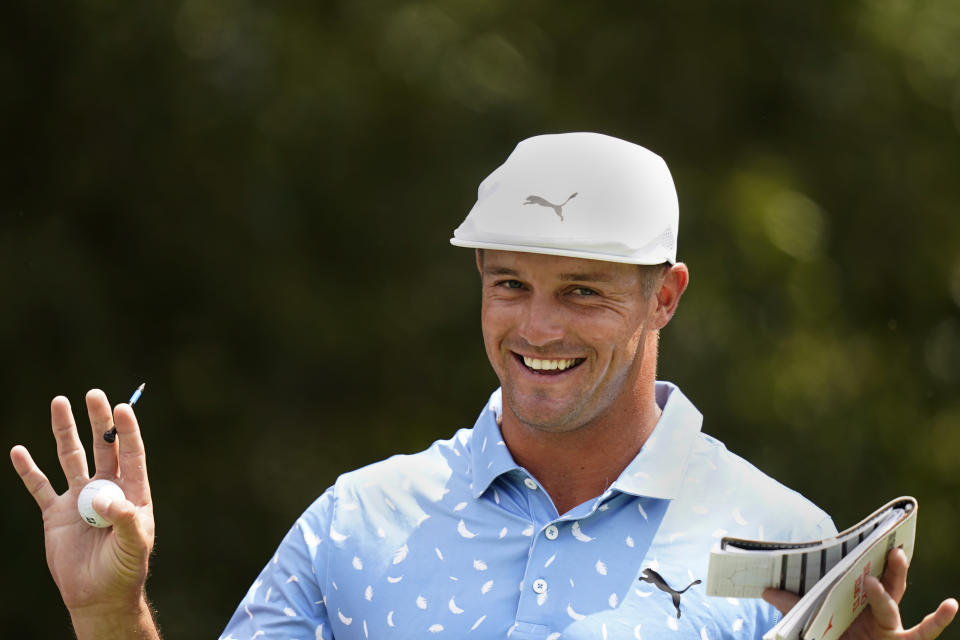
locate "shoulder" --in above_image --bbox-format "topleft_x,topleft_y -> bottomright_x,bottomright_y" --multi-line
296,428 -> 483,584
682,432 -> 836,541
331,427 -> 474,501
301,427 -> 475,540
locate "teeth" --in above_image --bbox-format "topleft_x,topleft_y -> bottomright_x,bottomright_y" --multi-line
523,356 -> 580,371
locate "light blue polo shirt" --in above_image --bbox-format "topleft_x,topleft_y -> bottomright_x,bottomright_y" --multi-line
220,382 -> 835,639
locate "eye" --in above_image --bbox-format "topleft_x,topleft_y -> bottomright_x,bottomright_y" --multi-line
572,286 -> 598,296
496,279 -> 525,290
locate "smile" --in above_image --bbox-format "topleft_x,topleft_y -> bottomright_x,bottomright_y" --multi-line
515,353 -> 585,374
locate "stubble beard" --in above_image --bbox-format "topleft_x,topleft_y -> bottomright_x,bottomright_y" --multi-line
498,339 -> 647,436
502,384 -> 593,433
498,353 -> 619,435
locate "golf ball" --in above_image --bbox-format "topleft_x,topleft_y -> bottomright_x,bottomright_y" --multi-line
77,479 -> 125,528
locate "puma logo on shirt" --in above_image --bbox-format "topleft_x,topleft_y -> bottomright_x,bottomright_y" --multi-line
639,568 -> 702,619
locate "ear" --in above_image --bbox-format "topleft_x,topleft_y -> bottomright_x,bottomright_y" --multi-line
475,249 -> 484,275
650,263 -> 689,330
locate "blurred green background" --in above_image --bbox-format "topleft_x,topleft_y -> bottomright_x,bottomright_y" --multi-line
3,0 -> 959,636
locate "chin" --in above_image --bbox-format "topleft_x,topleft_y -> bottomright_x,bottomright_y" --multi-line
508,395 -> 587,432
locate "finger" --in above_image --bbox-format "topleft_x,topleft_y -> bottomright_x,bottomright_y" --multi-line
864,574 -> 902,630
881,546 -> 910,604
51,395 -> 89,487
114,403 -> 151,505
91,493 -> 153,568
10,445 -> 59,511
906,598 -> 959,640
86,389 -> 118,478
762,588 -> 801,615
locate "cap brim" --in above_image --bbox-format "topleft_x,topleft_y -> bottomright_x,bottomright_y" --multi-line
449,238 -> 674,265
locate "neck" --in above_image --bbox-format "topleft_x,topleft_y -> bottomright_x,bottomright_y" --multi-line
499,359 -> 662,515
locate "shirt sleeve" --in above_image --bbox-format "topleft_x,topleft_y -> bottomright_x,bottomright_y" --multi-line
752,512 -> 840,639
219,488 -> 335,640
813,514 -> 839,538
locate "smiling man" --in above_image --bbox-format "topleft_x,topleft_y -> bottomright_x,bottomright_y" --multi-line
475,249 -> 683,516
12,133 -> 957,639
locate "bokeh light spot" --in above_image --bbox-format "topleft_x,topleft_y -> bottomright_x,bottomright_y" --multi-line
763,191 -> 827,261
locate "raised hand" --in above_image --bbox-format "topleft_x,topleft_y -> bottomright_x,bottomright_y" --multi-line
10,389 -> 160,639
763,547 -> 957,639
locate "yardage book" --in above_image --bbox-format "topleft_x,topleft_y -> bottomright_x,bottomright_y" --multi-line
706,497 -> 917,640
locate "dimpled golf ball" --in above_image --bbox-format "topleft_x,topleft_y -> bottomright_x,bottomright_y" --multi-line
77,479 -> 125,528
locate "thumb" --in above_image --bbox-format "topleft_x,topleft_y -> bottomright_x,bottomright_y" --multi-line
763,588 -> 801,615
91,494 -> 151,560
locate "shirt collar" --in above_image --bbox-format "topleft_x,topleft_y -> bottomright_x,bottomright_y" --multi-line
610,381 -> 703,499
469,389 -> 522,499
469,382 -> 703,500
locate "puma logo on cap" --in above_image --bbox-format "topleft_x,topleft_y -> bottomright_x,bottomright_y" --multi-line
523,192 -> 577,221
639,568 -> 701,619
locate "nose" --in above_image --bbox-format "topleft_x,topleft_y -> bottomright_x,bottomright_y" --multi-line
517,292 -> 566,347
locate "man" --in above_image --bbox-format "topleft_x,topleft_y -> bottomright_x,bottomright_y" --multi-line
11,133 -> 957,639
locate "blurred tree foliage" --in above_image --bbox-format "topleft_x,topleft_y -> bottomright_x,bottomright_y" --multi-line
2,0 -> 959,636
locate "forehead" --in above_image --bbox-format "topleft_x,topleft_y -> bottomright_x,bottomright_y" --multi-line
480,250 -> 640,283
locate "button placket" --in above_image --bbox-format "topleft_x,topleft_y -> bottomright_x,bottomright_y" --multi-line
515,515 -> 563,627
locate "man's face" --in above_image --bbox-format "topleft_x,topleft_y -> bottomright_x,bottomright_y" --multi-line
479,250 -> 662,433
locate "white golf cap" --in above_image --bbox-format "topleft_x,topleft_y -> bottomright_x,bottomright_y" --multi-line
450,132 -> 678,264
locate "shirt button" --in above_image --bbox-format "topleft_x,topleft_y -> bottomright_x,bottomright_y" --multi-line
532,579 -> 548,594
523,478 -> 538,490
544,525 -> 559,540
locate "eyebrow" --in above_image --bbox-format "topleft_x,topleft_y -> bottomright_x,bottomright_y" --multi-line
482,266 -> 616,283
558,272 -> 616,283
482,267 -> 521,277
